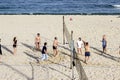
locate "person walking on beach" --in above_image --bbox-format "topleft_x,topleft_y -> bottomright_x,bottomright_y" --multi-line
53,37 -> 58,57
35,33 -> 41,50
84,42 -> 90,64
0,39 -> 2,55
77,37 -> 83,55
13,37 -> 17,55
41,42 -> 48,61
102,35 -> 107,53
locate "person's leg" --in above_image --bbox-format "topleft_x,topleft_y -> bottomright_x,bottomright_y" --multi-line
103,46 -> 105,53
13,48 -> 15,55
42,54 -> 45,60
35,42 -> 37,48
77,48 -> 79,54
85,56 -> 89,64
104,46 -> 107,53
85,56 -> 87,63
53,49 -> 56,56
80,48 -> 82,55
38,43 -> 40,50
45,54 -> 48,60
37,42 -> 39,49
14,48 -> 17,55
55,49 -> 58,56
38,44 -> 40,50
87,56 -> 89,62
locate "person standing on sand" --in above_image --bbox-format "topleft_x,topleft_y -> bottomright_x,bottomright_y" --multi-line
35,33 -> 41,50
41,42 -> 48,61
0,39 -> 2,55
77,37 -> 84,55
13,37 -> 17,55
53,37 -> 58,57
102,35 -> 107,53
84,42 -> 90,64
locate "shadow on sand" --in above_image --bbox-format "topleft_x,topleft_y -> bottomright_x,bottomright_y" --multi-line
58,45 -> 71,52
1,45 -> 13,54
48,66 -> 72,79
2,62 -> 31,80
21,42 -> 34,51
30,62 -> 34,80
24,51 -> 39,63
60,51 -> 85,64
48,59 -> 70,69
91,46 -> 120,62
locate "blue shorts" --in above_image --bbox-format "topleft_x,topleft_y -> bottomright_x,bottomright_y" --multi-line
85,52 -> 90,56
102,45 -> 106,49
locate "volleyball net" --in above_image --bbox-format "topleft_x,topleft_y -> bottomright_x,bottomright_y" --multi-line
63,16 -> 88,80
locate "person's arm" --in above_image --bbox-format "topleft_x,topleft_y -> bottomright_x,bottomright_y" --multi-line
45,47 -> 47,54
82,40 -> 86,47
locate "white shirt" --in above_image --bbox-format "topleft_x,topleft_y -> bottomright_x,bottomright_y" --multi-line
77,40 -> 83,48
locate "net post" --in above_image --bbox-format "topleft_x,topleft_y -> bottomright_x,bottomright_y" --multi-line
70,31 -> 75,80
71,30 -> 73,40
70,31 -> 74,69
63,16 -> 65,45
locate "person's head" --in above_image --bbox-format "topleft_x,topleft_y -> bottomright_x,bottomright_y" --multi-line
79,37 -> 81,41
37,33 -> 40,36
44,42 -> 47,46
13,37 -> 16,41
54,37 -> 57,40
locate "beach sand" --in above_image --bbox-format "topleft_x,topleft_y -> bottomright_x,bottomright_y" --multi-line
0,15 -> 120,80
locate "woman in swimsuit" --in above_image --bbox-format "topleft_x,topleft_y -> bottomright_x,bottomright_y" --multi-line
35,33 -> 41,50
13,37 -> 17,55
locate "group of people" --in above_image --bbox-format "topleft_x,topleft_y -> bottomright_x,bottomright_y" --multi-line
0,33 -> 107,64
34,33 -> 58,60
0,33 -> 59,61
0,37 -> 18,55
76,35 -> 107,64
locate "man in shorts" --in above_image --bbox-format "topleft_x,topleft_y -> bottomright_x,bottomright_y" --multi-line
53,37 -> 58,57
41,42 -> 48,60
84,42 -> 90,64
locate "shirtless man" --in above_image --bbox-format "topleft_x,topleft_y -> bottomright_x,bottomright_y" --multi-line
84,42 -> 90,64
53,37 -> 58,56
35,33 -> 41,50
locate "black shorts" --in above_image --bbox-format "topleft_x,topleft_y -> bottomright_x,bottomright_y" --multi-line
85,52 -> 90,56
53,46 -> 57,50
103,45 -> 106,49
13,45 -> 17,48
37,42 -> 39,45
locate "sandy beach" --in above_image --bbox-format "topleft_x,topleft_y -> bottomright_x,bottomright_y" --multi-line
0,15 -> 120,80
